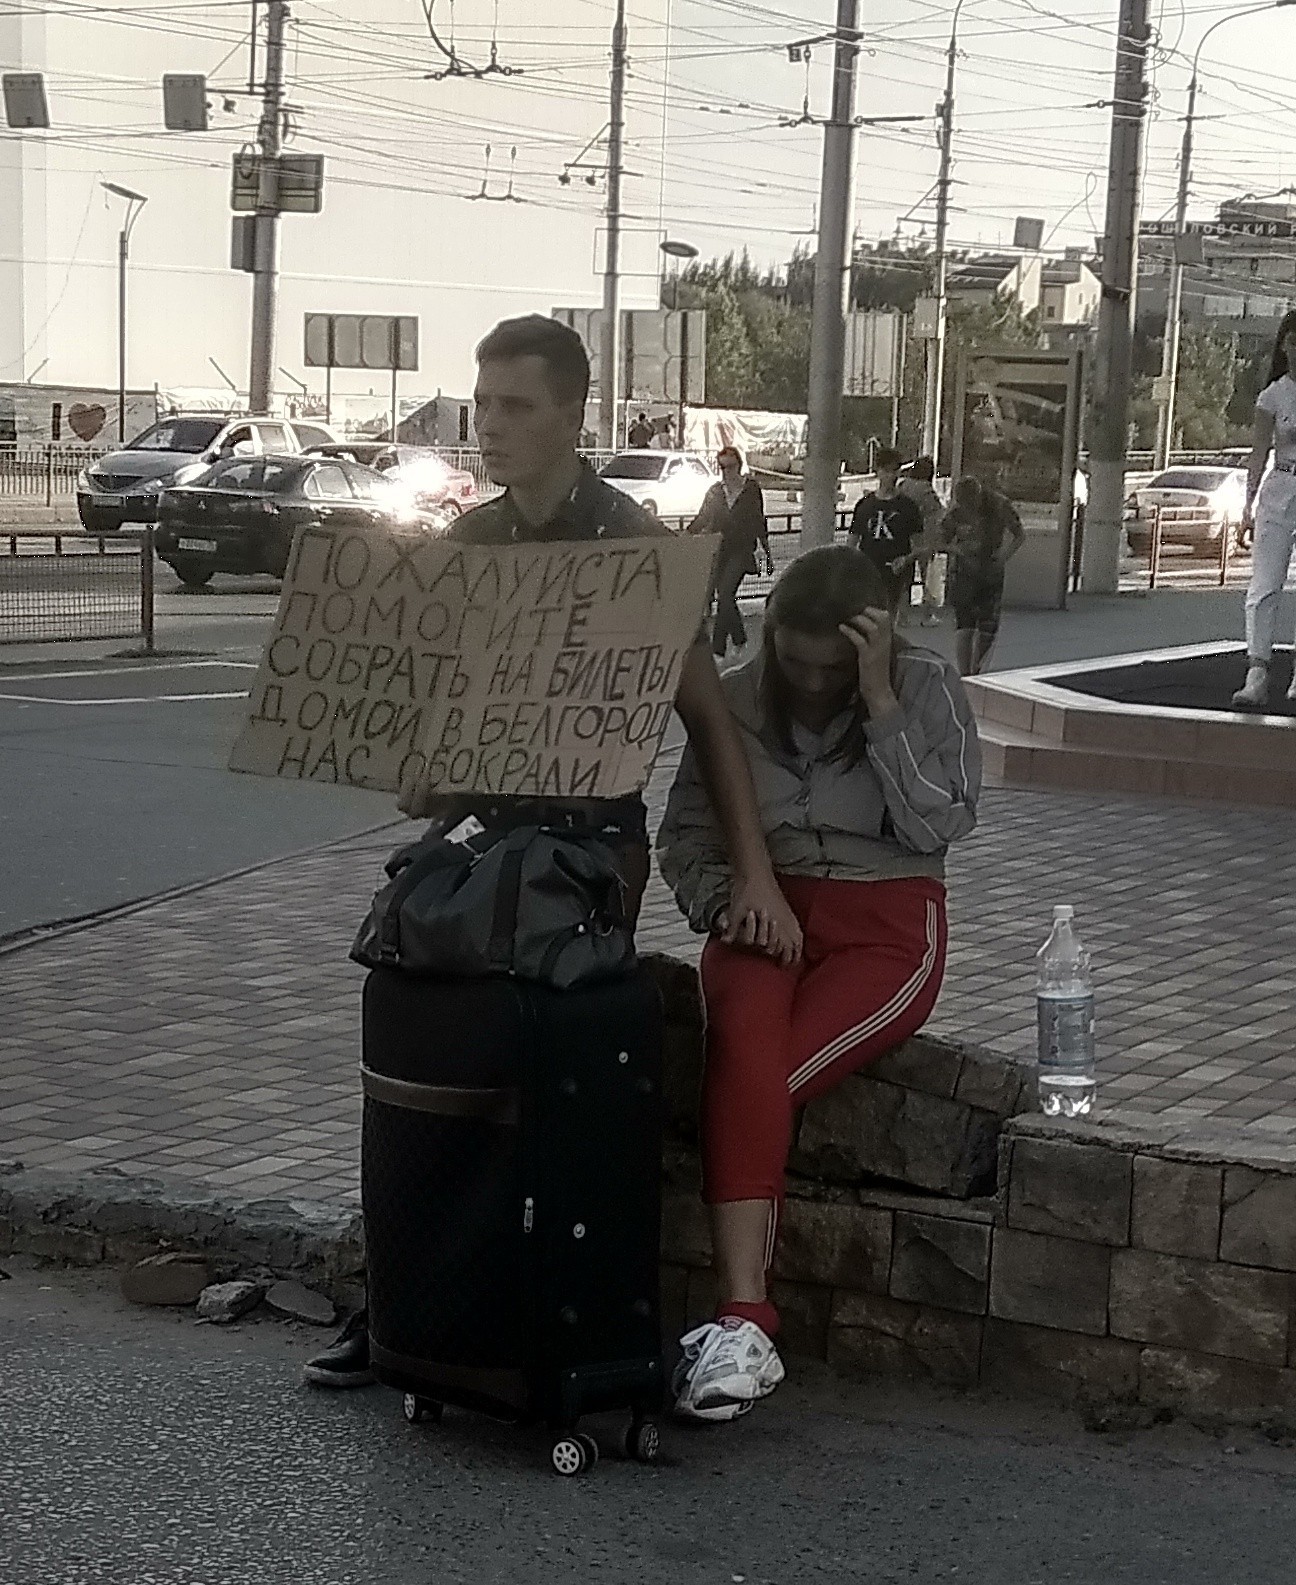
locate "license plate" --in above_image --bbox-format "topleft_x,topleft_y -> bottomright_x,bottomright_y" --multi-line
96,494 -> 123,508
178,538 -> 217,552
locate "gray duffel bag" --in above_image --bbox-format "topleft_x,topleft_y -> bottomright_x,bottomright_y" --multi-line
350,824 -> 636,990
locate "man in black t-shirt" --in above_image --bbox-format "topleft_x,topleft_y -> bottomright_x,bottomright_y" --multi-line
849,445 -> 924,610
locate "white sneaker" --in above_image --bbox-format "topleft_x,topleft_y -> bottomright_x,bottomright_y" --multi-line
1232,664 -> 1270,710
671,1319 -> 785,1423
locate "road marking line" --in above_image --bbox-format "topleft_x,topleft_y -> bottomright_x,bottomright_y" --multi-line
0,691 -> 248,706
0,661 -> 257,683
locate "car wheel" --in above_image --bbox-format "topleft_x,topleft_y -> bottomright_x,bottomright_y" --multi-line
165,554 -> 216,591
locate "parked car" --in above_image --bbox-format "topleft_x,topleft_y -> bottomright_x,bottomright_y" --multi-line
598,450 -> 719,521
1125,466 -> 1248,554
306,442 -> 477,521
76,414 -> 339,532
154,454 -> 418,589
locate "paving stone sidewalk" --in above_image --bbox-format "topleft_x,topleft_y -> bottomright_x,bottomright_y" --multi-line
3,762 -> 1295,1209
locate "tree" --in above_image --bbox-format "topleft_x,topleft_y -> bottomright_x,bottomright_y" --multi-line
678,254 -> 811,411
1130,324 -> 1243,451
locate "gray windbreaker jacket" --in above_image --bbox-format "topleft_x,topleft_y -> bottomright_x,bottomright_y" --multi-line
656,645 -> 981,933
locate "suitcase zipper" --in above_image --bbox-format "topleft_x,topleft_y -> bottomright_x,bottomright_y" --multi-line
523,1195 -> 534,1233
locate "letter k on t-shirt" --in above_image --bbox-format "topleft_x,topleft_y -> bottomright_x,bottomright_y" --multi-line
849,491 -> 923,591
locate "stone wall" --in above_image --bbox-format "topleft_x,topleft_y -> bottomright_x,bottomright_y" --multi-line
651,954 -> 1296,1427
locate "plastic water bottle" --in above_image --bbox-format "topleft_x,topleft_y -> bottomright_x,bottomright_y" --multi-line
1036,905 -> 1096,1117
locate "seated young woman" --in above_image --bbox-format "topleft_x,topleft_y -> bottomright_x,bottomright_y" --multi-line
656,545 -> 981,1423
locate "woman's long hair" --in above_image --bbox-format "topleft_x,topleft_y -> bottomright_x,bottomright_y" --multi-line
1267,309 -> 1296,385
759,545 -> 896,769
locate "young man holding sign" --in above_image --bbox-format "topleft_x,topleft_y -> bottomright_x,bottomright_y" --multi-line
305,315 -> 801,1388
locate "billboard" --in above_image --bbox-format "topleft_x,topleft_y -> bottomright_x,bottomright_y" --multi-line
304,314 -> 419,372
551,308 -> 706,405
951,346 -> 1084,611
844,311 -> 904,398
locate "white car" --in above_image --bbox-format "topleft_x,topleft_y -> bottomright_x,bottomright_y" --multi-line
1127,466 -> 1248,553
598,450 -> 719,523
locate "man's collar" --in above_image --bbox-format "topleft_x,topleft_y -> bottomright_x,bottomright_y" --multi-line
499,459 -> 601,540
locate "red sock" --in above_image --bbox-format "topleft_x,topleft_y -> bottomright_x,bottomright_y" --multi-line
716,1298 -> 780,1339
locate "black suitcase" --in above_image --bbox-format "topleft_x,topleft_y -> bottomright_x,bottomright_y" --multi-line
361,965 -> 665,1476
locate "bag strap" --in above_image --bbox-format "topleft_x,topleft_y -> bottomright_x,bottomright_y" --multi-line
377,843 -> 457,962
486,831 -> 531,972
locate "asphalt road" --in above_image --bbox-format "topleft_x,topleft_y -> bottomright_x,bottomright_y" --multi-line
0,570 -> 395,940
4,1262 -> 1296,1585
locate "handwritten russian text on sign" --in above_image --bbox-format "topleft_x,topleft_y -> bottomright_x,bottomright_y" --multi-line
228,525 -> 718,801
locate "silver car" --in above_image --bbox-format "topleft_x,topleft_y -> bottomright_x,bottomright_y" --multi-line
76,414 -> 337,532
598,450 -> 719,523
1127,466 -> 1247,554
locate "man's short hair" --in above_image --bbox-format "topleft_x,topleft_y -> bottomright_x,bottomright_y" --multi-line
475,315 -> 590,405
875,445 -> 902,473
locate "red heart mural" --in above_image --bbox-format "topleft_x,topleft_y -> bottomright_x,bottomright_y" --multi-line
68,403 -> 107,441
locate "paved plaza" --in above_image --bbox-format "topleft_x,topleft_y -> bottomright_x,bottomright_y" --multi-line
3,742 -> 1295,1210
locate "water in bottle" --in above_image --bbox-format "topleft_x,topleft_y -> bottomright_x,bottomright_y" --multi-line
1036,905 -> 1096,1117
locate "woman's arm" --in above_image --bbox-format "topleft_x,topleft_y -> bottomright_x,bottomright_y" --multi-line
751,483 -> 773,569
673,646 -> 803,962
1245,406 -> 1276,524
997,497 -> 1026,563
840,614 -> 980,854
655,744 -> 733,933
863,658 -> 981,853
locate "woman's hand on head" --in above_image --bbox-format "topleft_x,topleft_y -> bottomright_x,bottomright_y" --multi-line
839,608 -> 897,713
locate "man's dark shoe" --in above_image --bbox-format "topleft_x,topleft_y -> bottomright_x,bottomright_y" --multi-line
302,1309 -> 374,1388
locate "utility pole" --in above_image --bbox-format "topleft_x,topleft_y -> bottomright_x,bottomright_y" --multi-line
248,0 -> 288,415
1081,0 -> 1151,594
802,0 -> 860,548
921,26 -> 957,463
1153,75 -> 1194,472
598,0 -> 627,452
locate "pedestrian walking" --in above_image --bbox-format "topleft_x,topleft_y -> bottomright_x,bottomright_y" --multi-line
656,546 -> 979,1422
690,446 -> 774,659
629,411 -> 653,448
848,446 -> 924,612
651,415 -> 676,450
938,475 -> 1025,676
1233,310 -> 1296,710
303,315 -> 802,1391
898,455 -> 945,626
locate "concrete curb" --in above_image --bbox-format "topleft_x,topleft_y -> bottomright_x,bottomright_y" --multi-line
0,1162 -> 364,1302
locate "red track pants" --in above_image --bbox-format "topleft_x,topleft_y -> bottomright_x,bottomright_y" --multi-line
699,873 -> 948,1268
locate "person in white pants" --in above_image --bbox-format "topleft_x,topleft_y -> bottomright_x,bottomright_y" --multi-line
1234,310 -> 1296,709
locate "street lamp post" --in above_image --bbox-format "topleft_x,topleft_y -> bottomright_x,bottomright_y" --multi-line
660,238 -> 699,443
101,182 -> 148,442
1155,0 -> 1294,469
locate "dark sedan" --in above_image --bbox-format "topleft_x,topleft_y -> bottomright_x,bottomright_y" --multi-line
154,455 -> 418,589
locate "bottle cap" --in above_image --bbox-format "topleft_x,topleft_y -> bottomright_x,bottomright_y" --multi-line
1053,905 -> 1074,922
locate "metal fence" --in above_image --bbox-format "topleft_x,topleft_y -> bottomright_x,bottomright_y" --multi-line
0,527 -> 154,647
1130,506 -> 1241,591
0,448 -> 104,503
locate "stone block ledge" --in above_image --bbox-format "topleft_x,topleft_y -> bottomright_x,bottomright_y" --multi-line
664,1105 -> 1296,1428
0,1161 -> 365,1301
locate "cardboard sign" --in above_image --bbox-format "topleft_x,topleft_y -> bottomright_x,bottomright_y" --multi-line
228,523 -> 718,803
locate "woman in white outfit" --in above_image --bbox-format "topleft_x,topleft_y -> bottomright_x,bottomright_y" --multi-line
1234,311 -> 1296,709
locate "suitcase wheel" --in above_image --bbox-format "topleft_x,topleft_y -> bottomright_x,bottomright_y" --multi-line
550,1432 -> 597,1477
624,1418 -> 661,1464
402,1393 -> 443,1426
